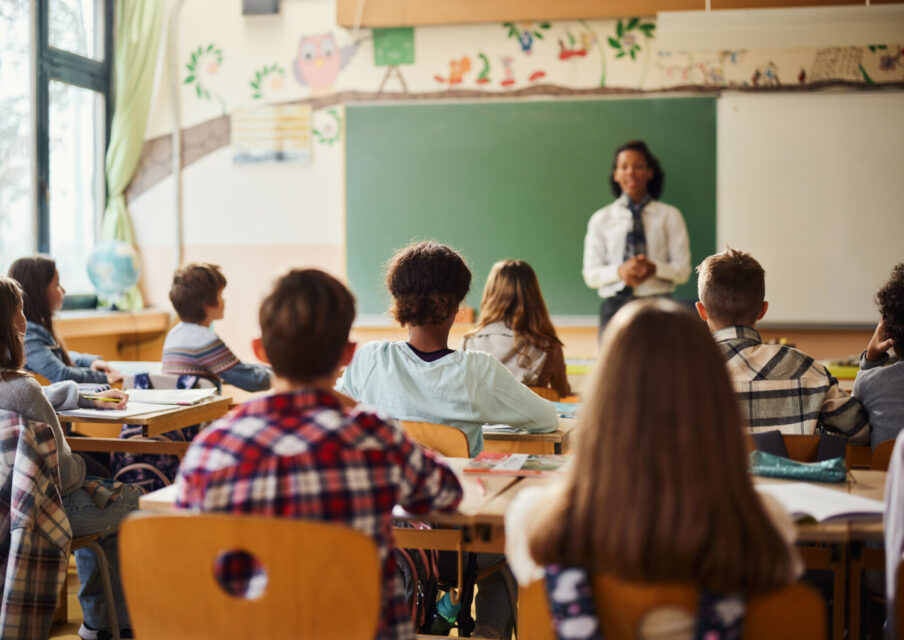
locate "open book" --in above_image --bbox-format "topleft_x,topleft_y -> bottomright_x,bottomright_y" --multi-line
463,452 -> 573,476
121,388 -> 217,406
755,482 -> 884,522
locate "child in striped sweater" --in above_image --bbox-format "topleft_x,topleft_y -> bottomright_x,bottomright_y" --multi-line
162,263 -> 271,392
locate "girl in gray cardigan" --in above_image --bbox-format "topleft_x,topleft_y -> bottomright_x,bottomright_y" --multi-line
0,276 -> 139,640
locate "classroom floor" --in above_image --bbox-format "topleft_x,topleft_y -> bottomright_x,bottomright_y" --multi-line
49,557 -> 84,639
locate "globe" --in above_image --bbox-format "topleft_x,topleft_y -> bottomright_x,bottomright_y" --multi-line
86,241 -> 141,300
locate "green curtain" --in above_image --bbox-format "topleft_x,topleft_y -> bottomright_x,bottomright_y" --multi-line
100,0 -> 164,310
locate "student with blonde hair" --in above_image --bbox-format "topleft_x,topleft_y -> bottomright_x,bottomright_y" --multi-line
463,260 -> 571,398
505,299 -> 801,636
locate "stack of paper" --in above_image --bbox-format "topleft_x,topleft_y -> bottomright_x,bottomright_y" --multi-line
122,388 -> 217,406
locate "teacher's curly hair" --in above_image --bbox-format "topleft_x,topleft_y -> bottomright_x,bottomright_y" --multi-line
609,140 -> 665,200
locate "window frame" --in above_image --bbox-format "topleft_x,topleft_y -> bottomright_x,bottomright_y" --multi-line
35,0 -> 114,254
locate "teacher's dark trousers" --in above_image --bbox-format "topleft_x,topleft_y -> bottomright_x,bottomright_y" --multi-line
598,291 -> 672,340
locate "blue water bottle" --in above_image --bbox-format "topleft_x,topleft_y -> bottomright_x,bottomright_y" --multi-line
429,591 -> 462,635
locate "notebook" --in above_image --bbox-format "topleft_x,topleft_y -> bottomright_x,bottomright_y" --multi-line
58,402 -> 176,420
755,482 -> 883,522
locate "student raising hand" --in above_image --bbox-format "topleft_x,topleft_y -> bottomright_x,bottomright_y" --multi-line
866,317 -> 895,363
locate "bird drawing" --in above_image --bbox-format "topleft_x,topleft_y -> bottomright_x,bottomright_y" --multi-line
293,33 -> 358,96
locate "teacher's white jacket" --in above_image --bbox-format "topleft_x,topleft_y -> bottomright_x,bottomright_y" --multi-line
582,195 -> 691,299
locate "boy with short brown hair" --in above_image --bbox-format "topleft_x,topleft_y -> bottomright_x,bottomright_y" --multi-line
176,269 -> 463,640
695,247 -> 868,437
162,262 -> 270,391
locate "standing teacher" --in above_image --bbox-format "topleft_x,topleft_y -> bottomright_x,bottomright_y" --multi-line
582,140 -> 691,334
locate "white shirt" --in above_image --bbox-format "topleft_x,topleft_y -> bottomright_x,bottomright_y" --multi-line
582,195 -> 691,299
336,341 -> 558,456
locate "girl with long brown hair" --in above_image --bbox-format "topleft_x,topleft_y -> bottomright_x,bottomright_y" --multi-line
0,275 -> 138,639
8,256 -> 120,384
463,260 -> 571,397
505,298 -> 800,636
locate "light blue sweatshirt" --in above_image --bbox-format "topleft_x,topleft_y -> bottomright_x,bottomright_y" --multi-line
336,341 -> 558,456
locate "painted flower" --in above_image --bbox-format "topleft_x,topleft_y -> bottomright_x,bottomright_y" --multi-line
879,54 -> 897,71
184,43 -> 225,109
607,18 -> 655,61
249,63 -> 286,100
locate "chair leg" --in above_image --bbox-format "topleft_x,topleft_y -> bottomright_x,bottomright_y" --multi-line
84,541 -> 121,640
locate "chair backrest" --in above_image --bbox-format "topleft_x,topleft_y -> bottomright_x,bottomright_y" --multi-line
31,373 -> 52,386
519,576 -> 826,640
871,439 -> 896,471
781,434 -> 820,463
399,420 -> 470,457
528,385 -> 560,402
119,513 -> 381,640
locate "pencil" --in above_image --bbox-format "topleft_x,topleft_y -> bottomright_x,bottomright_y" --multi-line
81,395 -> 123,403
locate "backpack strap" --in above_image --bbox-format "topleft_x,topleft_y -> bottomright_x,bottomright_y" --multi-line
693,590 -> 746,638
542,566 -> 747,640
543,565 -> 602,640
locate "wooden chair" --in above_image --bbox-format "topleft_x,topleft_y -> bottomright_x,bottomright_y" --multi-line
518,576 -> 826,640
60,535 -> 121,639
870,439 -> 895,471
119,514 -> 381,640
781,434 -> 821,463
399,420 -> 470,457
32,372 -> 52,385
528,386 -> 560,401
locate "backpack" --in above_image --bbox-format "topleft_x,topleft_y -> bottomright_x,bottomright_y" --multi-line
109,373 -> 203,492
395,521 -> 480,636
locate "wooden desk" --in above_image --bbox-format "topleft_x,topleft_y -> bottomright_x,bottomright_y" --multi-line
483,418 -> 579,455
57,308 -> 171,362
138,463 -> 887,638
61,396 -> 233,438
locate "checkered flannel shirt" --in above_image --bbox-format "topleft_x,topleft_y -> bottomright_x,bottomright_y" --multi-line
714,326 -> 869,436
0,410 -> 72,639
176,389 -> 463,640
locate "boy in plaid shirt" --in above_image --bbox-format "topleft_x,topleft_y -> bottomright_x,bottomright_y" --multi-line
176,269 -> 463,639
695,248 -> 868,438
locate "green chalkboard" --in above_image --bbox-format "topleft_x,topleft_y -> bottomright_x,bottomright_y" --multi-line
346,97 -> 716,317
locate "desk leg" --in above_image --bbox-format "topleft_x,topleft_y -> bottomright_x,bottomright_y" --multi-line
833,544 -> 846,640
848,545 -> 885,640
798,543 -> 847,640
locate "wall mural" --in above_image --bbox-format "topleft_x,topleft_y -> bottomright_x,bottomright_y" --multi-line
127,16 -> 903,201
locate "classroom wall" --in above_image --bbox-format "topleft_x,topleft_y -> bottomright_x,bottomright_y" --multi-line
129,0 -> 903,360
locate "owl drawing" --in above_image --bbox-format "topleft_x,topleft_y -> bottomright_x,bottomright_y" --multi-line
293,33 -> 358,95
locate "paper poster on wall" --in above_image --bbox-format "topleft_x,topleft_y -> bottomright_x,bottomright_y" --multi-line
231,104 -> 313,164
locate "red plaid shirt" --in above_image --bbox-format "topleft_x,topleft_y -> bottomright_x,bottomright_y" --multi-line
176,389 -> 463,639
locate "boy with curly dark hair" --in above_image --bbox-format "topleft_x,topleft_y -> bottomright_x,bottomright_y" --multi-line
338,241 -> 556,457
854,263 -> 904,448
337,242 -> 556,638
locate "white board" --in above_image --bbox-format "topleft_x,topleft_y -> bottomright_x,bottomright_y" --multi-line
717,91 -> 904,327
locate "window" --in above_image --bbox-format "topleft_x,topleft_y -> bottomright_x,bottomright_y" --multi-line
0,1 -> 35,271
0,0 -> 112,292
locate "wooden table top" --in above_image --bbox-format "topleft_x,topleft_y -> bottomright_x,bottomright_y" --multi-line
61,396 -> 233,438
138,460 -> 888,543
